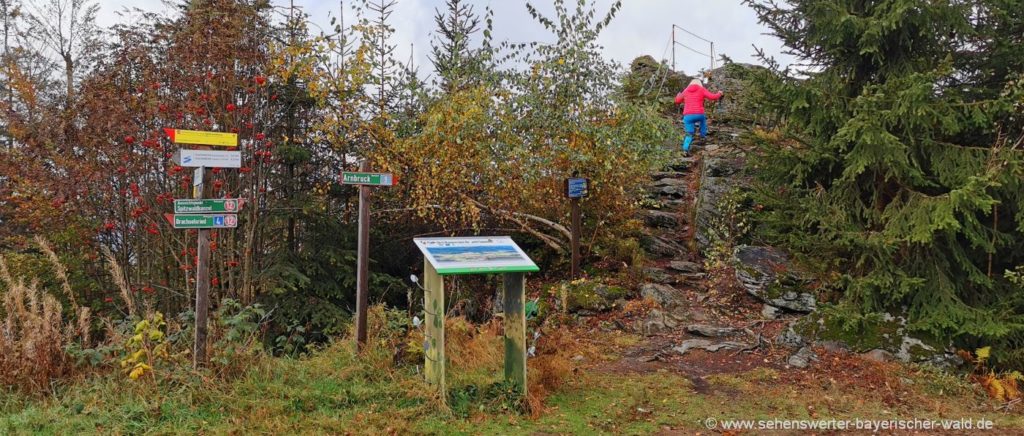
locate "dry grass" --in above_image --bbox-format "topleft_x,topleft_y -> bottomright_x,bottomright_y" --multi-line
526,327 -> 589,415
34,236 -> 77,309
438,313 -> 590,415
343,305 -> 587,417
101,246 -> 135,318
0,242 -> 91,394
445,316 -> 504,371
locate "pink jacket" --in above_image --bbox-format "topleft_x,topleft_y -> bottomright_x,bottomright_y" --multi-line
674,84 -> 722,115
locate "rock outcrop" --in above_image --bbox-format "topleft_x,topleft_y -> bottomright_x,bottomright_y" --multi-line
692,150 -> 746,252
776,310 -> 963,368
733,245 -> 816,313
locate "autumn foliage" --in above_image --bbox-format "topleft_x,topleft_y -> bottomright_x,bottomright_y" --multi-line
0,0 -> 673,393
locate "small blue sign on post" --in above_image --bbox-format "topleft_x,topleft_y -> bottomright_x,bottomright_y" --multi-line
565,177 -> 589,199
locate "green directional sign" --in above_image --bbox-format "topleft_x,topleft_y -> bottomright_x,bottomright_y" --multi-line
174,199 -> 241,214
172,214 -> 238,229
341,171 -> 394,186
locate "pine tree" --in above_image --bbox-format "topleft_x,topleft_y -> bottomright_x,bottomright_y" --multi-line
364,0 -> 399,122
429,0 -> 479,93
744,0 -> 1024,363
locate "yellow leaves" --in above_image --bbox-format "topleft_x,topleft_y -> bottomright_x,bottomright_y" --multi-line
128,363 -> 152,380
121,312 -> 168,382
969,346 -> 1023,404
976,346 -> 991,362
128,333 -> 144,346
153,343 -> 170,360
979,371 -> 1020,402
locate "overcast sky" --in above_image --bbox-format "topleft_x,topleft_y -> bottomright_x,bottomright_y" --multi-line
95,0 -> 793,77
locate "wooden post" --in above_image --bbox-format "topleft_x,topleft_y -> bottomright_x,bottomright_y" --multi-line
355,161 -> 371,349
193,166 -> 209,368
423,259 -> 445,396
503,272 -> 527,396
567,175 -> 586,280
570,198 -> 581,279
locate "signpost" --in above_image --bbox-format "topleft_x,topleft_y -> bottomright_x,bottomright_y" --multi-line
565,175 -> 589,279
340,164 -> 395,349
413,237 -> 539,400
162,128 -> 241,369
173,149 -> 242,168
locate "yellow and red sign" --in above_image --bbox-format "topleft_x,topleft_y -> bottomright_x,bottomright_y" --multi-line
163,128 -> 238,147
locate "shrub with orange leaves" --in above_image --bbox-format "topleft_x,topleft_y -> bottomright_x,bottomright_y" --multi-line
964,346 -> 1024,404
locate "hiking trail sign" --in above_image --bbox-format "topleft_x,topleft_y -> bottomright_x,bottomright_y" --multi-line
341,171 -> 394,186
565,177 -> 589,199
169,214 -> 238,229
174,199 -> 242,214
413,236 -> 538,401
172,149 -> 242,168
164,128 -> 238,147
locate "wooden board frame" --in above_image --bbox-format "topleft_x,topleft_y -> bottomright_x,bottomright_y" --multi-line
421,261 -> 529,402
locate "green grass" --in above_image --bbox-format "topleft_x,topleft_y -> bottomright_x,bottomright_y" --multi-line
3,337 -> 1024,435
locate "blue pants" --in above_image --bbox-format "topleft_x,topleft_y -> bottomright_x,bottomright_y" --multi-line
682,114 -> 707,152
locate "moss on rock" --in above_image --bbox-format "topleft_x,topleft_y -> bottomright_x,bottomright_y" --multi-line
550,279 -> 631,314
792,309 -> 902,352
789,305 -> 951,364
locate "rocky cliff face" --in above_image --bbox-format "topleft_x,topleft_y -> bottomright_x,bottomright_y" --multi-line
624,61 -> 959,370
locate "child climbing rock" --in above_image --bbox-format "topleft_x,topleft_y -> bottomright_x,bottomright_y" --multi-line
674,78 -> 723,155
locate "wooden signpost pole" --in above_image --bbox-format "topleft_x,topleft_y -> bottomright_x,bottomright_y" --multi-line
566,174 -> 588,280
193,166 -> 210,368
503,272 -> 527,395
423,260 -> 445,396
338,166 -> 393,350
355,161 -> 371,350
570,198 -> 581,279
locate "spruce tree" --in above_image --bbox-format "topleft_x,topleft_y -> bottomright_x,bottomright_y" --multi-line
428,0 -> 481,93
744,0 -> 1024,363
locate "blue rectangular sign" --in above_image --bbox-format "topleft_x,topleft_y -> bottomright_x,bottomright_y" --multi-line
566,177 -> 588,199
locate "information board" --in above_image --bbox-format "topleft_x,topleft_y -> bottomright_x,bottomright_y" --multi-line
414,236 -> 539,275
